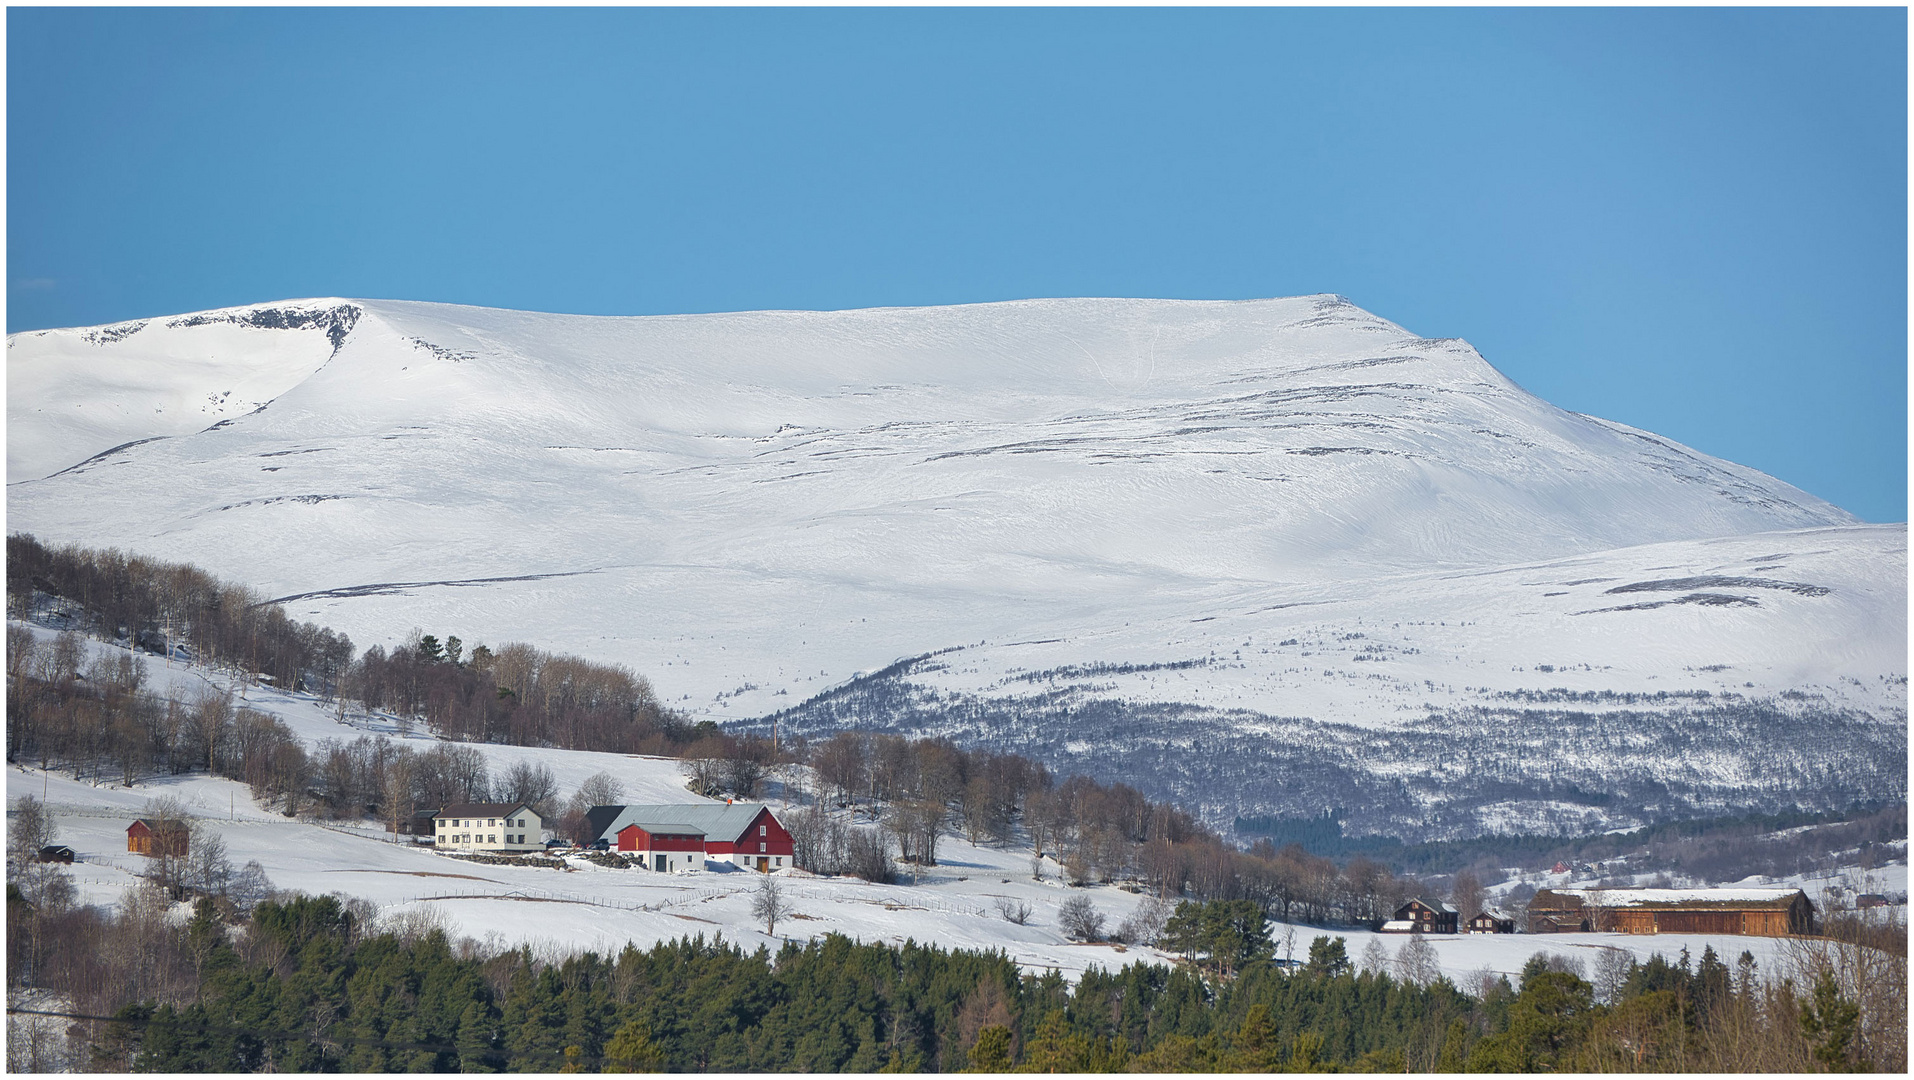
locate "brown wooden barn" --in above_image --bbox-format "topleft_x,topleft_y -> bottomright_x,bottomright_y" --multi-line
1527,887 -> 1813,936
125,818 -> 188,858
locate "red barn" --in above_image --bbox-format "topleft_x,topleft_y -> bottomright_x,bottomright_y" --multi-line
126,819 -> 188,858
615,821 -> 707,873
587,802 -> 793,872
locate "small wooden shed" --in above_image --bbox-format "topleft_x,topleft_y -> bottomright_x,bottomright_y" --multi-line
126,819 -> 188,858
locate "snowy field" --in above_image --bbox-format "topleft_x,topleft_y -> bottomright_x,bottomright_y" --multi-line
9,760 -> 1829,990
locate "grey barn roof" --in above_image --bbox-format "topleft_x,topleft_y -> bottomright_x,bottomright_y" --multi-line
586,803 -> 771,845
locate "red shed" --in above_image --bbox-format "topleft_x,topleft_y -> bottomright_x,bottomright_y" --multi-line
126,819 -> 188,858
616,821 -> 707,873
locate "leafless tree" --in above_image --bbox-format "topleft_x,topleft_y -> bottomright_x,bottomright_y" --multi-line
1396,933 -> 1439,987
7,795 -> 55,879
500,758 -> 558,815
382,748 -> 416,838
1591,946 -> 1636,1004
1450,869 -> 1484,922
139,796 -> 192,900
995,897 -> 1033,925
1058,894 -> 1106,942
686,754 -> 725,798
185,822 -> 232,898
574,771 -> 625,808
1114,894 -> 1172,946
750,873 -> 788,937
1359,937 -> 1391,977
229,859 -> 275,911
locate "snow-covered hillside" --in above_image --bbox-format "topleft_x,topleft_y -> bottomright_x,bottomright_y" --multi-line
7,296 -> 1903,835
5,630 -> 1850,989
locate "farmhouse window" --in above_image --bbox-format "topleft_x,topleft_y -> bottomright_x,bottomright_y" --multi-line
760,825 -> 767,836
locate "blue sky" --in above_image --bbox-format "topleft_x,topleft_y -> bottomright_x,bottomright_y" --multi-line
8,7 -> 1906,521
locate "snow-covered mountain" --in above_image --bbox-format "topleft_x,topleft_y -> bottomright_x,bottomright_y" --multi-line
7,296 -> 1904,837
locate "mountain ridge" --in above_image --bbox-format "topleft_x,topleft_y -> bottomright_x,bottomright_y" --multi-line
8,294 -> 1900,836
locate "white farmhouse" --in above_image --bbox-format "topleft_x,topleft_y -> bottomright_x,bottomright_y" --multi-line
434,801 -> 543,852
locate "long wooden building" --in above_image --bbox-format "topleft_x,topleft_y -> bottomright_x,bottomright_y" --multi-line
1528,887 -> 1813,936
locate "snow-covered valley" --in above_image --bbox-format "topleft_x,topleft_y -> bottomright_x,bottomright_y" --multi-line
6,295 -> 1904,837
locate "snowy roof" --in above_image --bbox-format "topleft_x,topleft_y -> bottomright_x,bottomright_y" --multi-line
1538,887 -> 1806,909
617,821 -> 705,837
588,803 -> 771,845
1404,897 -> 1460,914
1379,920 -> 1415,931
435,802 -> 536,820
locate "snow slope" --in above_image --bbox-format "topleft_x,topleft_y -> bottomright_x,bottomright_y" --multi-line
6,296 -> 1903,835
1,636 -> 1832,994
19,757 -> 1816,990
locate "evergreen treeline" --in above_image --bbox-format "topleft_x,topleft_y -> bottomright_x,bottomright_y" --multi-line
11,889 -> 1891,1073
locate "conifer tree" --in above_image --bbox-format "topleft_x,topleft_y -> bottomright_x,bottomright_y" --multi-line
966,1025 -> 1013,1072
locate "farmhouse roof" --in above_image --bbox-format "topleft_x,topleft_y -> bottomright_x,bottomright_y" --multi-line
434,802 -> 536,819
1406,897 -> 1459,914
589,803 -> 770,845
1535,887 -> 1807,910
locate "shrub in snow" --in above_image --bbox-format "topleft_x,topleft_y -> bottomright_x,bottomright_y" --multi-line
1059,895 -> 1105,942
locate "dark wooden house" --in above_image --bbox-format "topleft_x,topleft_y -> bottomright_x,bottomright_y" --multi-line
1466,907 -> 1515,934
35,845 -> 75,864
1394,897 -> 1460,934
126,819 -> 188,858
1527,887 -> 1813,936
